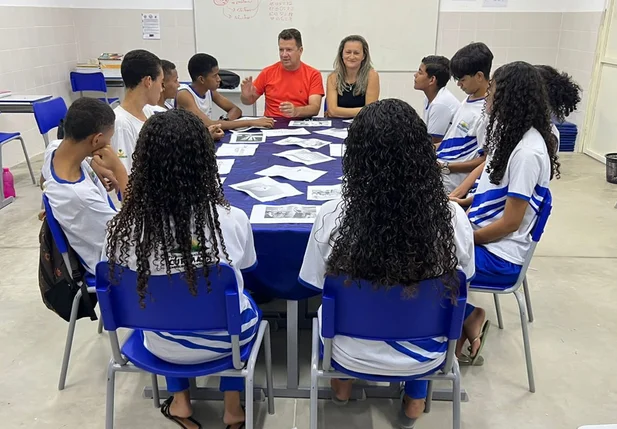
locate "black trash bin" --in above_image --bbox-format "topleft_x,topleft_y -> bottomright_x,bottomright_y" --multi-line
607,153 -> 617,184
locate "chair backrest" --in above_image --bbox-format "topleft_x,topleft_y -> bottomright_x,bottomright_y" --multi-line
531,189 -> 553,242
33,97 -> 68,136
42,194 -> 69,254
95,261 -> 243,335
70,71 -> 108,94
321,271 -> 468,342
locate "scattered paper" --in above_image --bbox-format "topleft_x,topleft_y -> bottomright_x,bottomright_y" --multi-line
307,185 -> 342,201
342,119 -> 353,123
255,165 -> 327,182
229,177 -> 302,202
274,137 -> 330,149
232,117 -> 273,133
315,128 -> 348,140
289,120 -> 332,127
216,144 -> 258,157
230,132 -> 266,143
220,177 -> 226,184
329,144 -> 346,157
274,149 -> 335,166
217,159 -> 235,175
250,204 -> 321,224
262,128 -> 311,138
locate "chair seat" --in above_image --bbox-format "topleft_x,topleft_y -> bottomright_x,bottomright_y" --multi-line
98,97 -> 119,105
0,132 -> 20,144
84,274 -> 96,287
121,330 -> 254,378
469,281 -> 513,292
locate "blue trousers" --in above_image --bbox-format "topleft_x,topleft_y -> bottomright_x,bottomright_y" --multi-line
166,376 -> 244,393
403,380 -> 428,399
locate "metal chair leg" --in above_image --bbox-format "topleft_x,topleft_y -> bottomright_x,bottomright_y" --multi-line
58,289 -> 83,390
514,289 -> 536,393
151,374 -> 160,408
452,361 -> 461,429
245,374 -> 254,429
522,277 -> 534,323
425,380 -> 434,413
310,319 -> 319,429
97,316 -> 104,334
17,137 -> 36,184
105,362 -> 116,429
493,294 -> 504,329
264,323 -> 275,415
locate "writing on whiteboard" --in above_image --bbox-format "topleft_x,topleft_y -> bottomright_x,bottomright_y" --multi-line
214,0 -> 262,20
269,0 -> 293,22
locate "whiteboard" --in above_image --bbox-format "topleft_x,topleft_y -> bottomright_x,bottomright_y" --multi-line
193,0 -> 440,71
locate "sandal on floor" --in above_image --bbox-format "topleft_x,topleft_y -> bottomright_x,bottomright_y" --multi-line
458,354 -> 485,366
160,396 -> 203,429
331,391 -> 349,406
467,319 -> 491,366
397,401 -> 417,429
225,423 -> 246,429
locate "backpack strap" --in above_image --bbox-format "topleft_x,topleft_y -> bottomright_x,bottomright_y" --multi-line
63,252 -> 98,322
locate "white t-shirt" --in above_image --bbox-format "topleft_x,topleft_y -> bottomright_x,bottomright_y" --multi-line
43,147 -> 117,274
437,96 -> 486,193
111,105 -> 158,173
103,206 -> 259,365
178,84 -> 213,119
41,139 -> 61,181
299,199 -> 474,377
423,87 -> 462,138
468,127 -> 551,265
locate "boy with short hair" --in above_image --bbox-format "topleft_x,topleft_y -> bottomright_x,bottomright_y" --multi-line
414,55 -> 461,144
177,53 -> 274,131
43,98 -> 128,275
154,59 -> 180,111
436,42 -> 493,193
112,49 -> 163,173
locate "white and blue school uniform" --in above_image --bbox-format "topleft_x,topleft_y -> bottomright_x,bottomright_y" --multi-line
42,145 -> 117,275
177,84 -> 213,118
437,96 -> 486,193
423,87 -> 461,139
111,105 -> 158,174
468,127 -> 551,284
299,198 -> 475,378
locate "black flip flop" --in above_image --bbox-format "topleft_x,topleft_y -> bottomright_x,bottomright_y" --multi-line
160,396 -> 203,429
225,424 -> 246,429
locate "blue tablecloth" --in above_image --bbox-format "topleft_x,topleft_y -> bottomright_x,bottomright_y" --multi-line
218,118 -> 347,300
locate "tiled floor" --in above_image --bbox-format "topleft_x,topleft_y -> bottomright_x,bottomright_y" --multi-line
1,153 -> 616,429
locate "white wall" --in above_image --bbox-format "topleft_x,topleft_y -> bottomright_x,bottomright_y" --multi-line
441,0 -> 606,12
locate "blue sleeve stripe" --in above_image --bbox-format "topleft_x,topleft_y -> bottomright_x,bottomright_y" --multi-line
507,192 -> 531,201
298,277 -> 323,293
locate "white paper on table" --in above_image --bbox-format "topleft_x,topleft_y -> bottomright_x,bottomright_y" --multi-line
329,144 -> 347,157
307,184 -> 342,201
274,148 -> 335,166
315,128 -> 348,140
229,176 -> 302,202
216,144 -> 259,157
250,204 -> 321,224
262,128 -> 311,138
342,119 -> 353,123
231,117 -> 274,133
220,177 -> 226,184
289,120 -> 332,127
273,136 -> 330,149
229,132 -> 266,143
217,159 -> 235,175
255,165 -> 327,182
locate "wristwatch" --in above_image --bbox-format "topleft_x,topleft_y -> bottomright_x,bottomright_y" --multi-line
441,161 -> 451,175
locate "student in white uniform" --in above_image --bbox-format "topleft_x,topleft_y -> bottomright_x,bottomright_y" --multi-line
111,49 -> 163,174
176,53 -> 274,134
43,98 -> 128,274
153,59 -> 181,111
452,62 -> 562,366
299,99 -> 475,428
105,109 -> 257,429
437,42 -> 493,194
414,55 -> 461,144
449,64 -> 581,201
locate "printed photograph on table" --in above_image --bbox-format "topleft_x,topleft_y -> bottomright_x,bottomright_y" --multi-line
216,144 -> 259,157
274,137 -> 331,149
216,159 -> 235,175
289,120 -> 332,127
262,127 -> 311,138
250,204 -> 321,224
315,128 -> 349,139
230,176 -> 302,202
307,184 -> 342,201
329,144 -> 346,157
274,148 -> 335,166
230,132 -> 267,143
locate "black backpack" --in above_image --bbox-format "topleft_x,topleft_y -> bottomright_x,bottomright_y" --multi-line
219,69 -> 240,89
38,218 -> 98,322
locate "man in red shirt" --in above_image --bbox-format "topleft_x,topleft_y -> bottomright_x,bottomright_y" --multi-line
240,28 -> 324,118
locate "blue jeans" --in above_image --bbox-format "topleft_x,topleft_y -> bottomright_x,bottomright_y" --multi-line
166,376 -> 244,393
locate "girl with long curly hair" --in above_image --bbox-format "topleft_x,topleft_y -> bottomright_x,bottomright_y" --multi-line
299,99 -> 475,427
105,109 -> 258,429
457,62 -> 561,366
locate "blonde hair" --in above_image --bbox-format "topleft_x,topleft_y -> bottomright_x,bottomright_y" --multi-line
333,35 -> 373,97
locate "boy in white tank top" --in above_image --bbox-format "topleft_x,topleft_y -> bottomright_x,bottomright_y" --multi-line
176,53 -> 275,134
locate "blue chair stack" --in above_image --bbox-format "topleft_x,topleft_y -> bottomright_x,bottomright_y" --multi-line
95,262 -> 275,429
310,271 -> 468,429
33,97 -> 68,147
70,71 -> 119,107
555,120 -> 578,152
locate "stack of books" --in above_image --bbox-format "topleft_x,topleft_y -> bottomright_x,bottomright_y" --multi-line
98,53 -> 123,78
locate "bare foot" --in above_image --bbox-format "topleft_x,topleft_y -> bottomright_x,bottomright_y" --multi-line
331,378 -> 353,402
463,307 -> 486,357
168,396 -> 199,429
402,396 -> 426,419
223,391 -> 245,428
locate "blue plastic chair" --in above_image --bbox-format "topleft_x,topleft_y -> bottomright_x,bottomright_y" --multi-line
470,190 -> 553,393
70,71 -> 119,106
42,194 -> 100,391
95,262 -> 275,429
0,129 -> 36,186
310,271 -> 468,429
32,97 -> 68,147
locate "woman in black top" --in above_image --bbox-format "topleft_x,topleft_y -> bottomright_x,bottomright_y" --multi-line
326,35 -> 380,118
